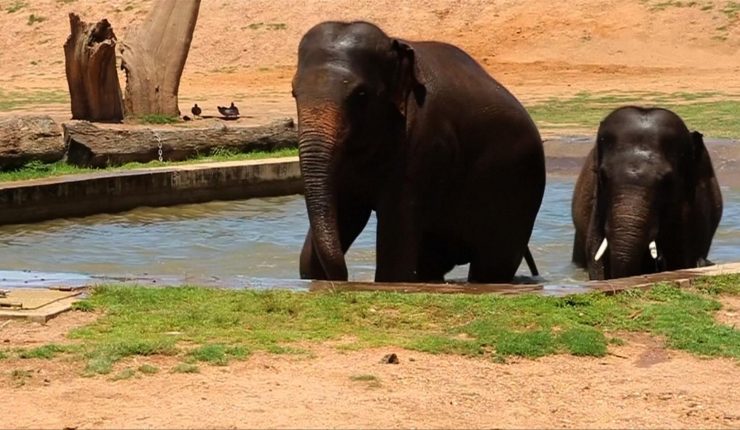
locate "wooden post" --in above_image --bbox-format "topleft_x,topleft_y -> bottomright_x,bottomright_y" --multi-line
119,0 -> 201,118
63,13 -> 124,122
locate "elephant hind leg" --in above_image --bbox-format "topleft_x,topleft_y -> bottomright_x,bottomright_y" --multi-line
467,248 -> 521,283
416,236 -> 457,283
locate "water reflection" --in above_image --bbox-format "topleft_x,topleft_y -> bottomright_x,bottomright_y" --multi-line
0,177 -> 737,286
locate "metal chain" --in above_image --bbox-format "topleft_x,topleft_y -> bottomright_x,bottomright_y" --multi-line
154,132 -> 163,162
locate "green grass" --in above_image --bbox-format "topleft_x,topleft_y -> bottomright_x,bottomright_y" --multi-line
140,114 -> 179,125
0,147 -> 298,183
527,91 -> 740,138
111,367 -> 136,381
0,89 -> 68,111
18,344 -> 68,359
187,344 -> 250,366
58,274 -> 740,374
172,363 -> 199,373
138,364 -> 159,374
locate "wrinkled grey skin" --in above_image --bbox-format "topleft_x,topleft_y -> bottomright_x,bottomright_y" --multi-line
572,106 -> 723,280
293,21 -> 545,283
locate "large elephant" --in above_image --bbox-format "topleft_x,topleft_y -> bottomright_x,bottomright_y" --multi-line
293,21 -> 545,283
572,106 -> 723,280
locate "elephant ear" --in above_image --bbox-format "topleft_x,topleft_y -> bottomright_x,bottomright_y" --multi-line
390,40 -> 427,116
688,131 -> 712,195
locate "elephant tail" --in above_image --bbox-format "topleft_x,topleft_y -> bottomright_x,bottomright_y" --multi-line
524,246 -> 539,277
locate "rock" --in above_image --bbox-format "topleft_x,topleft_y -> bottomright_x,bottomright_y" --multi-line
380,353 -> 399,364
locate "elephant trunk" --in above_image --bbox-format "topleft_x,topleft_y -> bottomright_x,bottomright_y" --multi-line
607,188 -> 655,278
297,102 -> 348,280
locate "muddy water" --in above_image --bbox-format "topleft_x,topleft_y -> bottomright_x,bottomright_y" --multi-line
0,177 -> 738,288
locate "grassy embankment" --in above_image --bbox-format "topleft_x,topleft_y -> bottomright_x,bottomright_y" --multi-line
1,275 -> 738,380
528,91 -> 740,138
1,90 -> 738,183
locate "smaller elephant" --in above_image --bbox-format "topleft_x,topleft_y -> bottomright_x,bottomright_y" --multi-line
572,106 -> 723,280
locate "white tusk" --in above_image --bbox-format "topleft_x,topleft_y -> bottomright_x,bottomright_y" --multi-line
594,238 -> 608,261
649,241 -> 658,259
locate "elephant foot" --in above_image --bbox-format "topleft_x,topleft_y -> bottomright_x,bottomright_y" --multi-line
696,257 -> 715,268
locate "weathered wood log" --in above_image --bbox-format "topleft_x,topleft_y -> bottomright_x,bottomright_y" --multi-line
0,116 -> 65,170
63,118 -> 298,168
63,13 -> 124,122
308,280 -> 544,295
119,0 -> 201,117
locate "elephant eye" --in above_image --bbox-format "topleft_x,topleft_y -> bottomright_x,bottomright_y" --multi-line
348,85 -> 369,104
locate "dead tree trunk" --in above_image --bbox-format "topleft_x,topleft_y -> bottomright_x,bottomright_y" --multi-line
0,116 -> 65,170
64,118 -> 297,168
63,13 -> 124,122
119,0 -> 201,118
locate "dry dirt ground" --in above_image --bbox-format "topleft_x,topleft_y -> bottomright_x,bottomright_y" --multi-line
1,1 -> 740,428
1,308 -> 740,429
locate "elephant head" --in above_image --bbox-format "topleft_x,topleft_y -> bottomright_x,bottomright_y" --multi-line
586,106 -> 720,279
292,21 -> 426,280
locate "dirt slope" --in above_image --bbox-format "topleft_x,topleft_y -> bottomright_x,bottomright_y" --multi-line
1,0 -> 738,113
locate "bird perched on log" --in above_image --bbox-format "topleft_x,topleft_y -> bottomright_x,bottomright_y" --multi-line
217,102 -> 240,118
191,103 -> 202,117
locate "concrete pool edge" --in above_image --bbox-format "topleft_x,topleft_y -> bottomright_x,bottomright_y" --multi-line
0,157 -> 302,225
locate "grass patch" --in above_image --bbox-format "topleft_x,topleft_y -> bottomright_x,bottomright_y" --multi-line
244,22 -> 287,30
72,300 -> 96,312
528,91 -> 740,138
80,338 -> 178,375
0,89 -> 68,111
0,147 -> 298,183
187,344 -> 250,366
18,344 -> 68,359
140,114 -> 179,125
693,274 -> 740,296
172,363 -> 199,373
111,367 -> 136,381
11,369 -> 32,386
5,1 -> 26,13
721,0 -> 740,18
350,373 -> 381,388
559,327 -> 608,356
57,275 -> 740,374
138,364 -> 159,374
0,350 -> 8,360
27,13 -> 45,25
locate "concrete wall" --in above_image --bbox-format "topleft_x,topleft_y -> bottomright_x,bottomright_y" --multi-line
0,157 -> 302,225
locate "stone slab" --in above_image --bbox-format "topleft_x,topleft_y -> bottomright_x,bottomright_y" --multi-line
0,289 -> 82,322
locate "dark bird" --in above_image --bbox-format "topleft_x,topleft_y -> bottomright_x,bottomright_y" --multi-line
191,103 -> 202,117
217,102 -> 240,118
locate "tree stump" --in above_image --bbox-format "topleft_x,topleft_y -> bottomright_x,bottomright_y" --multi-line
120,0 -> 201,117
63,13 -> 124,122
63,118 -> 298,168
0,116 -> 65,170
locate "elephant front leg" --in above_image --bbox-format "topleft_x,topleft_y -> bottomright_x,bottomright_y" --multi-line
299,230 -> 327,279
299,202 -> 372,280
375,197 -> 420,283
